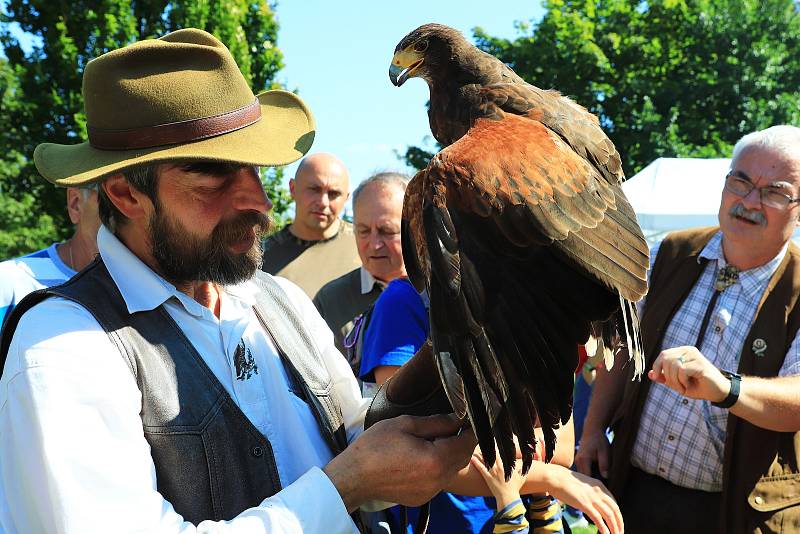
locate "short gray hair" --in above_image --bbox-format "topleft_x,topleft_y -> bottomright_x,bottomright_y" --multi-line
732,125 -> 800,165
352,171 -> 410,213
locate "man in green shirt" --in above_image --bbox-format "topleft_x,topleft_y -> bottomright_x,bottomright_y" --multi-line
261,152 -> 360,298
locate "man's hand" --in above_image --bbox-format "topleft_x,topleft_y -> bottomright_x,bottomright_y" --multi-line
648,346 -> 730,403
574,429 -> 611,479
323,414 -> 476,512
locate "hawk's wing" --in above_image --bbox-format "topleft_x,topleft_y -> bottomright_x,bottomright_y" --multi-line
404,110 -> 648,474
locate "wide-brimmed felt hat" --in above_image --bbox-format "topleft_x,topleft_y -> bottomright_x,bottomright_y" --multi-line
34,28 -> 315,186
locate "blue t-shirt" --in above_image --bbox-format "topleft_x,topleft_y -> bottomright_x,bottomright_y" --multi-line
359,278 -> 429,382
0,243 -> 75,326
359,278 -> 496,534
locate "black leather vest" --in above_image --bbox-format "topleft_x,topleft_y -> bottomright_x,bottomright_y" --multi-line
0,257 -> 349,524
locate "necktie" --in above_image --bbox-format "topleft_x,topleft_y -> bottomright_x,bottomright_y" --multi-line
694,264 -> 739,349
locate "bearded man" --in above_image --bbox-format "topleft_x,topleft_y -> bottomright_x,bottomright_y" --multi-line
576,125 -> 800,534
0,29 -> 475,533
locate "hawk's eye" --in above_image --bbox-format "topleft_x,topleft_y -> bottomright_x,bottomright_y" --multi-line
413,40 -> 428,53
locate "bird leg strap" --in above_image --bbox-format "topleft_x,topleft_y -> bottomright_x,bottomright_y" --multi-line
364,342 -> 455,429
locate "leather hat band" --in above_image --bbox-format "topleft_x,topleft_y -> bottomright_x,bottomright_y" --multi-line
87,98 -> 261,150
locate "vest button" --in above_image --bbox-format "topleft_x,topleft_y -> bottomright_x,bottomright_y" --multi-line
252,446 -> 264,458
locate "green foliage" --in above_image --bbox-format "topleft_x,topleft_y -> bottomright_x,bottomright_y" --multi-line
0,0 -> 290,258
400,145 -> 436,171
476,0 -> 800,175
262,166 -> 293,231
0,192 -> 58,258
398,134 -> 440,171
404,1 -> 800,176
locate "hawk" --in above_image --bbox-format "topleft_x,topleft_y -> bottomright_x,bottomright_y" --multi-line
390,23 -> 648,477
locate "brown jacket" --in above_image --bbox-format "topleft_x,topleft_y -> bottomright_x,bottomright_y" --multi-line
609,227 -> 800,533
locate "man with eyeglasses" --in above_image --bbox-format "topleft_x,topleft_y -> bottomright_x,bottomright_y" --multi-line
0,184 -> 100,326
576,125 -> 800,533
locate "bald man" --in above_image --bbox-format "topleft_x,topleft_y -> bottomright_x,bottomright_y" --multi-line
261,153 -> 361,298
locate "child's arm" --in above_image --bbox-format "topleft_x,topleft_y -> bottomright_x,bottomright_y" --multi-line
519,464 -> 621,534
470,451 -> 529,534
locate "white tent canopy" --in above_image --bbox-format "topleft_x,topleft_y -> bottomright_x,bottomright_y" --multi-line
622,158 -> 730,245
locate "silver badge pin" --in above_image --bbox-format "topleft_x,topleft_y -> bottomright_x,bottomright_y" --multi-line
752,338 -> 767,357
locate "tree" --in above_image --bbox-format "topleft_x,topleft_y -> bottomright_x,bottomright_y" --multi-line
0,0 -> 291,257
404,0 -> 800,175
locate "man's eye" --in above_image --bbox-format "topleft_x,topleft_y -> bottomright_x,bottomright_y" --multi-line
196,181 -> 227,193
729,177 -> 751,192
764,190 -> 790,202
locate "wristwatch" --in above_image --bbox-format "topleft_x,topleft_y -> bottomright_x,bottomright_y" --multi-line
711,369 -> 741,409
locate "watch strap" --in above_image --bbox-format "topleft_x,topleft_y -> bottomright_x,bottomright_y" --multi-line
712,370 -> 741,409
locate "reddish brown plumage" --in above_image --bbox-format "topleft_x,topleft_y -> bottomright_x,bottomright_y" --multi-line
394,23 -> 648,477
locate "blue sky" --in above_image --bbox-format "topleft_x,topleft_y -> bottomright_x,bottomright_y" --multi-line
274,0 -> 544,213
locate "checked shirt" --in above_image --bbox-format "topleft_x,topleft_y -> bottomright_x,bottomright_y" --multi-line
631,231 -> 800,492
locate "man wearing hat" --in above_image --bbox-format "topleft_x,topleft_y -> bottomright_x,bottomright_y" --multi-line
0,29 -> 475,533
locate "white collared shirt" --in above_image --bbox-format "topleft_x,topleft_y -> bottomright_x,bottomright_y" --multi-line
360,266 -> 379,295
0,226 -> 368,533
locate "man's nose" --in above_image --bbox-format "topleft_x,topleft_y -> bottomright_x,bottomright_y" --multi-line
231,167 -> 271,213
371,234 -> 385,249
741,187 -> 762,209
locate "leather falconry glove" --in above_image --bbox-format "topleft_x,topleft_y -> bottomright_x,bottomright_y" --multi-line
365,342 -> 455,429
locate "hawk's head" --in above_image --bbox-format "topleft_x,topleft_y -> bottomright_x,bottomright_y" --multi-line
389,23 -> 470,87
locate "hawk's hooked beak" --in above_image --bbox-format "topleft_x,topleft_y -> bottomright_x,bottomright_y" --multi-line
390,49 -> 424,86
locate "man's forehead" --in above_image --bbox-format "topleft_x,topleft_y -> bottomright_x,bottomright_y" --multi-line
354,212 -> 402,228
732,146 -> 800,185
300,171 -> 347,190
354,183 -> 404,217
295,156 -> 349,189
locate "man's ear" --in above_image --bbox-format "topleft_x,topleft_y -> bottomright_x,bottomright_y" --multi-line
66,188 -> 83,224
289,178 -> 296,199
102,173 -> 151,222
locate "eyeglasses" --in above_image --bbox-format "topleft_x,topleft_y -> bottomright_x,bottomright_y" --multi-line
724,172 -> 800,209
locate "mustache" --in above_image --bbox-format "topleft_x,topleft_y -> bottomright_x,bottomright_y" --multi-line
213,211 -> 273,244
729,203 -> 767,226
